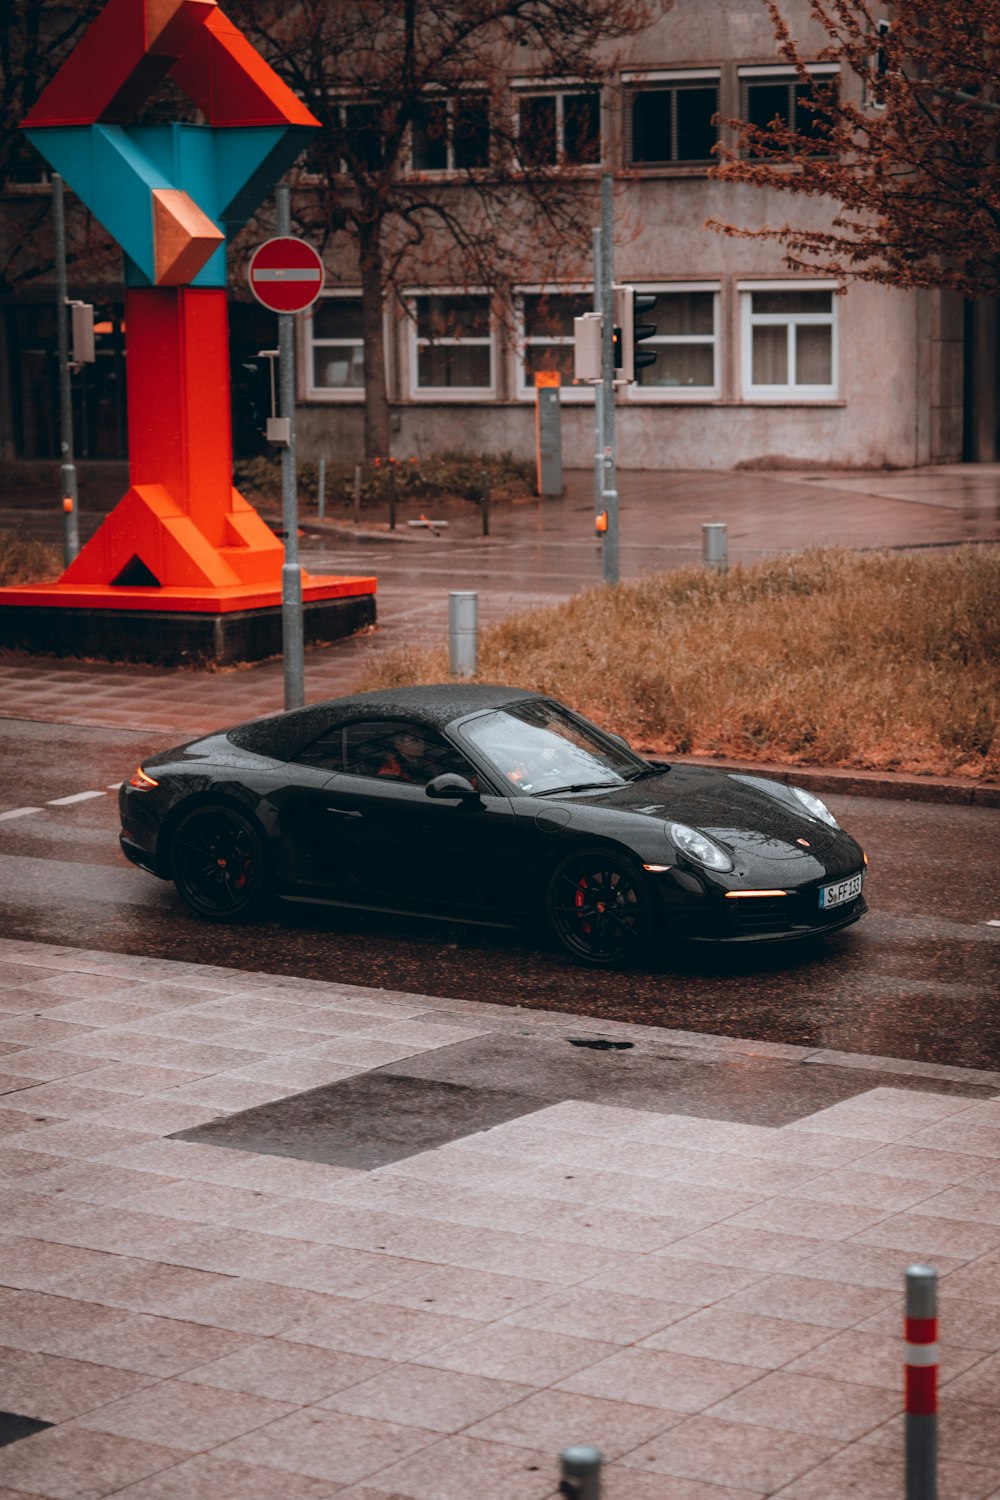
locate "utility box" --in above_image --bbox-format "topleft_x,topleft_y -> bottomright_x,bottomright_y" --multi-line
535,371 -> 563,497
573,311 -> 602,382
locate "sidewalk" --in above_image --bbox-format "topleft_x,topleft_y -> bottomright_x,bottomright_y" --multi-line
0,934 -> 998,1499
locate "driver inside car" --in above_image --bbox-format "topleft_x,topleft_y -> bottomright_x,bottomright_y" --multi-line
378,729 -> 444,784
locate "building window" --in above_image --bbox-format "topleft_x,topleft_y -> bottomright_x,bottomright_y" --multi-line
740,67 -> 840,151
625,72 -> 719,165
517,291 -> 594,397
412,95 -> 490,172
634,285 -> 719,394
308,296 -> 365,395
341,103 -> 383,171
412,294 -> 494,395
517,89 -> 600,166
740,284 -> 838,397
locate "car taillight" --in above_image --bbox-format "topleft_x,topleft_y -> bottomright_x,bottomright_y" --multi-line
129,766 -> 159,790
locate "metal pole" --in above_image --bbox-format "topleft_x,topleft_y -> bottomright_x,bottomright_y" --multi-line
905,1265 -> 938,1500
276,183 -> 304,710
559,1444 -> 602,1500
52,174 -> 80,566
592,226 -> 603,528
599,173 -> 618,586
353,462 -> 362,522
317,455 -> 326,519
448,590 -> 478,679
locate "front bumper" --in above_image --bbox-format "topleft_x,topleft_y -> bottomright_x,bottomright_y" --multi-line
649,862 -> 868,943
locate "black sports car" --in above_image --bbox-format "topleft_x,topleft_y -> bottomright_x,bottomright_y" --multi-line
119,684 -> 867,966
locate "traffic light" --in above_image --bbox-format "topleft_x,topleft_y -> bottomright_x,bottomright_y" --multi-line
613,285 -> 658,382
632,291 -> 658,378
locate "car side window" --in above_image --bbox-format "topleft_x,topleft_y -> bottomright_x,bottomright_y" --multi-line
343,720 -> 478,786
293,726 -> 345,771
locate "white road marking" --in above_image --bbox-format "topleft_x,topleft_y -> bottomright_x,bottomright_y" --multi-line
47,791 -> 106,806
0,807 -> 43,821
988,920 -> 1000,927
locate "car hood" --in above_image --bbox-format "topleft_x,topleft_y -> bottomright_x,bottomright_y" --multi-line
553,765 -> 840,860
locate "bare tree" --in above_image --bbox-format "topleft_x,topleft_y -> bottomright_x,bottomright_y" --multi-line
228,0 -> 652,456
0,0 -> 110,293
710,0 -> 1000,299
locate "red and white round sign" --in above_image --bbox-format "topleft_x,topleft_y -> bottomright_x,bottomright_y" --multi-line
248,237 -> 325,313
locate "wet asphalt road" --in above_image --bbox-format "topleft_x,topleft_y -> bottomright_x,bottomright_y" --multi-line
2,717 -> 998,1070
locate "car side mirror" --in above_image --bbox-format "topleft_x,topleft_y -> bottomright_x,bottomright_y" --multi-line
606,731 -> 631,751
426,773 -> 480,803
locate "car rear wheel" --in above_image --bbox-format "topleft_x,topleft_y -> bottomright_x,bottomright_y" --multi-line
545,847 -> 650,966
171,806 -> 269,922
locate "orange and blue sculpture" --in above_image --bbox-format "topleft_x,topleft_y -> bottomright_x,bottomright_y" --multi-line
3,0 -> 374,659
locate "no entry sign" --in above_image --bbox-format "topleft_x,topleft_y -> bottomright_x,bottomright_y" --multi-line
248,236 -> 325,313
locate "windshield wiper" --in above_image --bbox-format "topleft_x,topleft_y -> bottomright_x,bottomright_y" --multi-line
534,781 -> 622,796
625,765 -> 664,780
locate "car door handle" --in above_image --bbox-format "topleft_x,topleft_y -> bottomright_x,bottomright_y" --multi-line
325,806 -> 363,819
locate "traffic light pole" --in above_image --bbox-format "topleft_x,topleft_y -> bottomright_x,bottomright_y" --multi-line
599,173 -> 619,586
52,174 -> 80,568
592,227 -> 603,527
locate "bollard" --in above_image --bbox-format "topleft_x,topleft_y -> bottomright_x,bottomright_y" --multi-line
449,591 -> 478,679
702,521 -> 728,572
317,456 -> 326,519
559,1445 -> 602,1500
480,466 -> 490,537
386,461 -> 397,530
353,463 -> 362,523
905,1265 -> 938,1500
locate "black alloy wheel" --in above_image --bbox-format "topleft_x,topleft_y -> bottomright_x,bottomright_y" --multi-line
171,806 -> 268,922
546,847 -> 650,965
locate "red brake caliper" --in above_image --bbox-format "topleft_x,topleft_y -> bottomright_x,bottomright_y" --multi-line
575,877 -> 592,933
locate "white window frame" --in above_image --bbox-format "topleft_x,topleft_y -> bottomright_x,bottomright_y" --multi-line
623,281 -> 721,401
512,80 -> 602,169
738,279 -> 840,400
406,289 -> 496,401
408,90 -> 490,175
622,69 -> 721,166
305,291 -> 368,402
515,287 -> 596,403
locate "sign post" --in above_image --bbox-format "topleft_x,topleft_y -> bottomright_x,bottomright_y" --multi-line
249,211 -> 325,709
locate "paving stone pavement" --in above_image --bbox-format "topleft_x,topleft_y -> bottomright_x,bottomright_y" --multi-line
0,935 -> 999,1498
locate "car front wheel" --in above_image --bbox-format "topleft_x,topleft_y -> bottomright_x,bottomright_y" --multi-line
545,847 -> 650,966
170,805 -> 269,922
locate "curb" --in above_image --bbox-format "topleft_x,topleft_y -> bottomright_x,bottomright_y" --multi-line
298,519 -> 429,544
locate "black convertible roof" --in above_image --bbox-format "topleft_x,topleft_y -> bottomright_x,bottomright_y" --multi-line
227,683 -> 543,760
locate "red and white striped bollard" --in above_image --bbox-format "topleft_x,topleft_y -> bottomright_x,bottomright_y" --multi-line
905,1264 -> 938,1500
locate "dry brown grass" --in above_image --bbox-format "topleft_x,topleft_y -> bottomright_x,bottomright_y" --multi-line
360,546 -> 1000,781
0,531 -> 62,587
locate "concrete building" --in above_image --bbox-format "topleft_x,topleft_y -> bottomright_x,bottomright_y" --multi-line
1,0 -> 991,471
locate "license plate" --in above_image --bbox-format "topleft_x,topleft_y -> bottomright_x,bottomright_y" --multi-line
819,870 -> 864,910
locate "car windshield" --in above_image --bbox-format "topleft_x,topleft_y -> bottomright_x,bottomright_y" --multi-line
459,701 -> 647,795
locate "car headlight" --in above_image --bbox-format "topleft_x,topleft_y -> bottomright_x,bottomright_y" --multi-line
668,822 -> 734,873
790,786 -> 839,828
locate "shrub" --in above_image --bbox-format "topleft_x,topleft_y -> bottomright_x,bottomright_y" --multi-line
359,546 -> 1000,780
